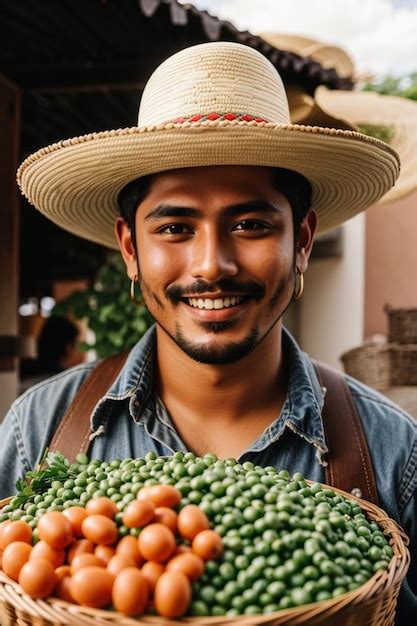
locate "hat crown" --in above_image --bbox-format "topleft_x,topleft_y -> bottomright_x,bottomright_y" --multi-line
138,42 -> 290,126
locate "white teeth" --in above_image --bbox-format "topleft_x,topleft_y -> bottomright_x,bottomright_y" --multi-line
187,296 -> 243,309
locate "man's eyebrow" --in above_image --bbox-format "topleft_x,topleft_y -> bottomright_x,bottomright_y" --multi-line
144,200 -> 284,221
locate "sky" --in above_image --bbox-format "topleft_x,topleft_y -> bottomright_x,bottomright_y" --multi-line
182,0 -> 417,77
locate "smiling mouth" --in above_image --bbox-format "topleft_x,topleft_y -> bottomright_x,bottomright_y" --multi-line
185,296 -> 248,310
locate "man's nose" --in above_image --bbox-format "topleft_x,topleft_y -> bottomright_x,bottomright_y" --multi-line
189,231 -> 238,282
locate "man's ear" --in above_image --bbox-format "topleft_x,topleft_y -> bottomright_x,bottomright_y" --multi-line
114,217 -> 137,279
296,208 -> 318,273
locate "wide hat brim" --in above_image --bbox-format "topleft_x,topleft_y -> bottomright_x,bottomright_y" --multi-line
315,87 -> 417,206
17,120 -> 400,250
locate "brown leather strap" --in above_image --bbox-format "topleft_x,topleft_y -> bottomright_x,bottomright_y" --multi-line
49,352 -> 128,462
313,360 -> 379,505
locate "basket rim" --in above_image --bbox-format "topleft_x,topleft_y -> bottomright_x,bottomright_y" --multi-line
0,483 -> 410,625
0,559 -> 407,625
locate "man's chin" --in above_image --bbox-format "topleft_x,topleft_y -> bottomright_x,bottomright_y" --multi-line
174,328 -> 260,365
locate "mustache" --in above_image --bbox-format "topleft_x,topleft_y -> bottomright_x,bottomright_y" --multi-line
166,278 -> 265,304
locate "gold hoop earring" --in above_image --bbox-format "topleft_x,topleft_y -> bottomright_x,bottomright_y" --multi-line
130,275 -> 145,307
294,269 -> 304,300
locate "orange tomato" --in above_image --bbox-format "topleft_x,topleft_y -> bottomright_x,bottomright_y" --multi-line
192,530 -> 224,560
116,535 -> 143,566
69,566 -> 114,608
62,506 -> 88,537
55,565 -> 71,581
166,552 -> 204,581
0,520 -> 11,545
67,539 -> 95,564
94,545 -> 115,565
136,486 -> 154,501
154,507 -> 178,533
54,565 -> 73,603
70,553 -> 105,575
112,568 -> 149,616
55,574 -> 74,603
30,540 -> 65,568
154,570 -> 191,618
145,485 -> 182,508
81,514 -> 118,546
177,505 -> 209,540
107,553 -> 137,577
37,512 -> 73,549
0,520 -> 32,550
18,557 -> 57,599
85,497 -> 119,519
138,524 -> 176,563
122,499 -> 155,528
140,561 -> 165,593
1,541 -> 32,581
174,544 -> 192,556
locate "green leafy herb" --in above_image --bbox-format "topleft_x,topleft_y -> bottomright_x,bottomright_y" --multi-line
11,449 -> 75,509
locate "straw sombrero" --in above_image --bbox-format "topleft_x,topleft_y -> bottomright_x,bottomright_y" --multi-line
17,42 -> 399,250
260,33 -> 354,78
313,87 -> 417,205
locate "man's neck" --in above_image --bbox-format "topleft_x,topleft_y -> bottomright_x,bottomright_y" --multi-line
154,323 -> 287,425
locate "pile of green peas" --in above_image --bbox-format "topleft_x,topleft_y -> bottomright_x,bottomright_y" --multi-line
1,451 -> 393,616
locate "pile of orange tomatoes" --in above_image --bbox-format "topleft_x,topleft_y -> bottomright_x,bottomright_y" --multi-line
0,484 -> 223,617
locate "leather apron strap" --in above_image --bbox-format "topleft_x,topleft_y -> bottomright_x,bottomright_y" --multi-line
48,352 -> 128,463
313,360 -> 379,505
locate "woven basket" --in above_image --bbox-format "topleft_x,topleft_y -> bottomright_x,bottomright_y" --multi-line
386,306 -> 417,344
340,345 -> 391,391
0,490 -> 410,626
341,344 -> 417,390
390,345 -> 417,386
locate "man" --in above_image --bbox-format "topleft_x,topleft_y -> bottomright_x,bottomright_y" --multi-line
1,42 -> 415,621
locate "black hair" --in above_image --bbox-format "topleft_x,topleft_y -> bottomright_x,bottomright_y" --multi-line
117,168 -> 312,247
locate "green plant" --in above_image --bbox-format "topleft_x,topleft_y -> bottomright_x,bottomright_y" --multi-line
53,254 -> 153,358
363,72 -> 417,101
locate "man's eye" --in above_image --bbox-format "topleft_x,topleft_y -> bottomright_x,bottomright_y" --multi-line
159,224 -> 192,235
233,220 -> 268,231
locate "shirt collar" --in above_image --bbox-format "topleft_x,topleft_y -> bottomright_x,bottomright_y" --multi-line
90,324 -> 328,458
265,329 -> 328,461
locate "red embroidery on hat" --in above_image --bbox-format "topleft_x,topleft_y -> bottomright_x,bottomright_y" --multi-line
172,113 -> 270,125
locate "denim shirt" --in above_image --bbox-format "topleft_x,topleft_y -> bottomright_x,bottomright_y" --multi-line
1,325 -> 416,622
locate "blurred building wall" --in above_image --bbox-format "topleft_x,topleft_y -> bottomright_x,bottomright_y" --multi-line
298,214 -> 365,370
365,190 -> 417,338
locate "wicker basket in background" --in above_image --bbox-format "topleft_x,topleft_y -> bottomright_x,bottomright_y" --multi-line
390,345 -> 417,386
342,306 -> 417,391
0,490 -> 410,626
340,345 -> 392,391
386,306 -> 417,344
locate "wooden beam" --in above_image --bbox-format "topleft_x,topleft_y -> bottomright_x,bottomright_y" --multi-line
0,72 -> 20,383
4,59 -> 165,91
25,81 -> 146,95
